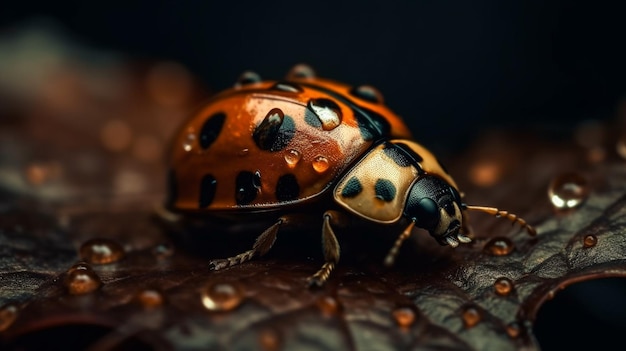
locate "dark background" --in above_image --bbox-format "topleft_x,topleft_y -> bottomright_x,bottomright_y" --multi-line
2,1 -> 626,349
2,0 -> 625,155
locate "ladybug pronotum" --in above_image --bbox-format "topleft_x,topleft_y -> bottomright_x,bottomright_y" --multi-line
166,64 -> 536,286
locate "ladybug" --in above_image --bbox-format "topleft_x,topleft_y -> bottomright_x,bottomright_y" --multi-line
166,64 -> 536,286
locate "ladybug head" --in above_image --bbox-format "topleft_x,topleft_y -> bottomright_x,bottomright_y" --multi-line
404,175 -> 468,247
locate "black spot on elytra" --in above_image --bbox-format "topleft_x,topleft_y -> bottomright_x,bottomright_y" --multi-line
276,174 -> 299,201
270,81 -> 303,93
199,174 -> 217,208
350,85 -> 383,104
253,108 -> 295,151
304,109 -> 322,128
375,178 -> 396,202
354,109 -> 391,141
341,176 -> 363,198
165,169 -> 177,208
235,171 -> 260,205
199,112 -> 226,149
383,143 -> 411,167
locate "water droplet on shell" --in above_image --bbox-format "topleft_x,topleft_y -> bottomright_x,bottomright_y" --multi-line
312,156 -> 330,173
183,133 -> 195,152
284,149 -> 301,167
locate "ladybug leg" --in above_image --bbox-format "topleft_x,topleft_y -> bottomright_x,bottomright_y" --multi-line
307,211 -> 342,287
209,217 -> 283,271
384,220 -> 416,267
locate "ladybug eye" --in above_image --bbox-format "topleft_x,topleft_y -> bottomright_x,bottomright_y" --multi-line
412,198 -> 440,231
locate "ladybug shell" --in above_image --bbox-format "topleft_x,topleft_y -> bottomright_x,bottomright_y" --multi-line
167,77 -> 412,212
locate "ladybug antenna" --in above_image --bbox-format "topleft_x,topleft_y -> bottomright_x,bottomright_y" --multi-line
384,220 -> 416,267
464,205 -> 536,237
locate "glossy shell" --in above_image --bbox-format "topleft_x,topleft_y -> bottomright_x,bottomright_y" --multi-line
168,76 -> 412,212
333,140 -> 457,224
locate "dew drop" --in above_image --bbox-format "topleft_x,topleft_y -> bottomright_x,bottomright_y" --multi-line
183,132 -> 195,152
461,306 -> 481,328
484,237 -> 515,256
258,329 -> 281,351
202,282 -> 244,311
392,307 -> 416,328
583,234 -> 598,248
506,321 -> 521,338
312,156 -> 330,173
308,98 -> 343,130
316,296 -> 340,316
238,148 -> 250,157
79,238 -> 125,265
287,63 -> 315,79
136,289 -> 165,308
0,304 -> 18,332
152,243 -> 175,259
284,149 -> 302,168
548,172 -> 589,210
494,277 -> 514,296
235,71 -> 262,87
64,262 -> 102,295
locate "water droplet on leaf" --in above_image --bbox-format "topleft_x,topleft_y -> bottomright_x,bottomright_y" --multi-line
64,263 -> 102,295
136,289 -> 165,308
583,234 -> 598,248
494,277 -> 514,296
316,296 -> 340,316
461,306 -> 481,328
548,172 -> 589,210
392,307 -> 416,328
0,304 -> 18,331
152,243 -> 174,258
484,237 -> 515,256
258,329 -> 281,351
79,238 -> 125,264
202,282 -> 243,311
